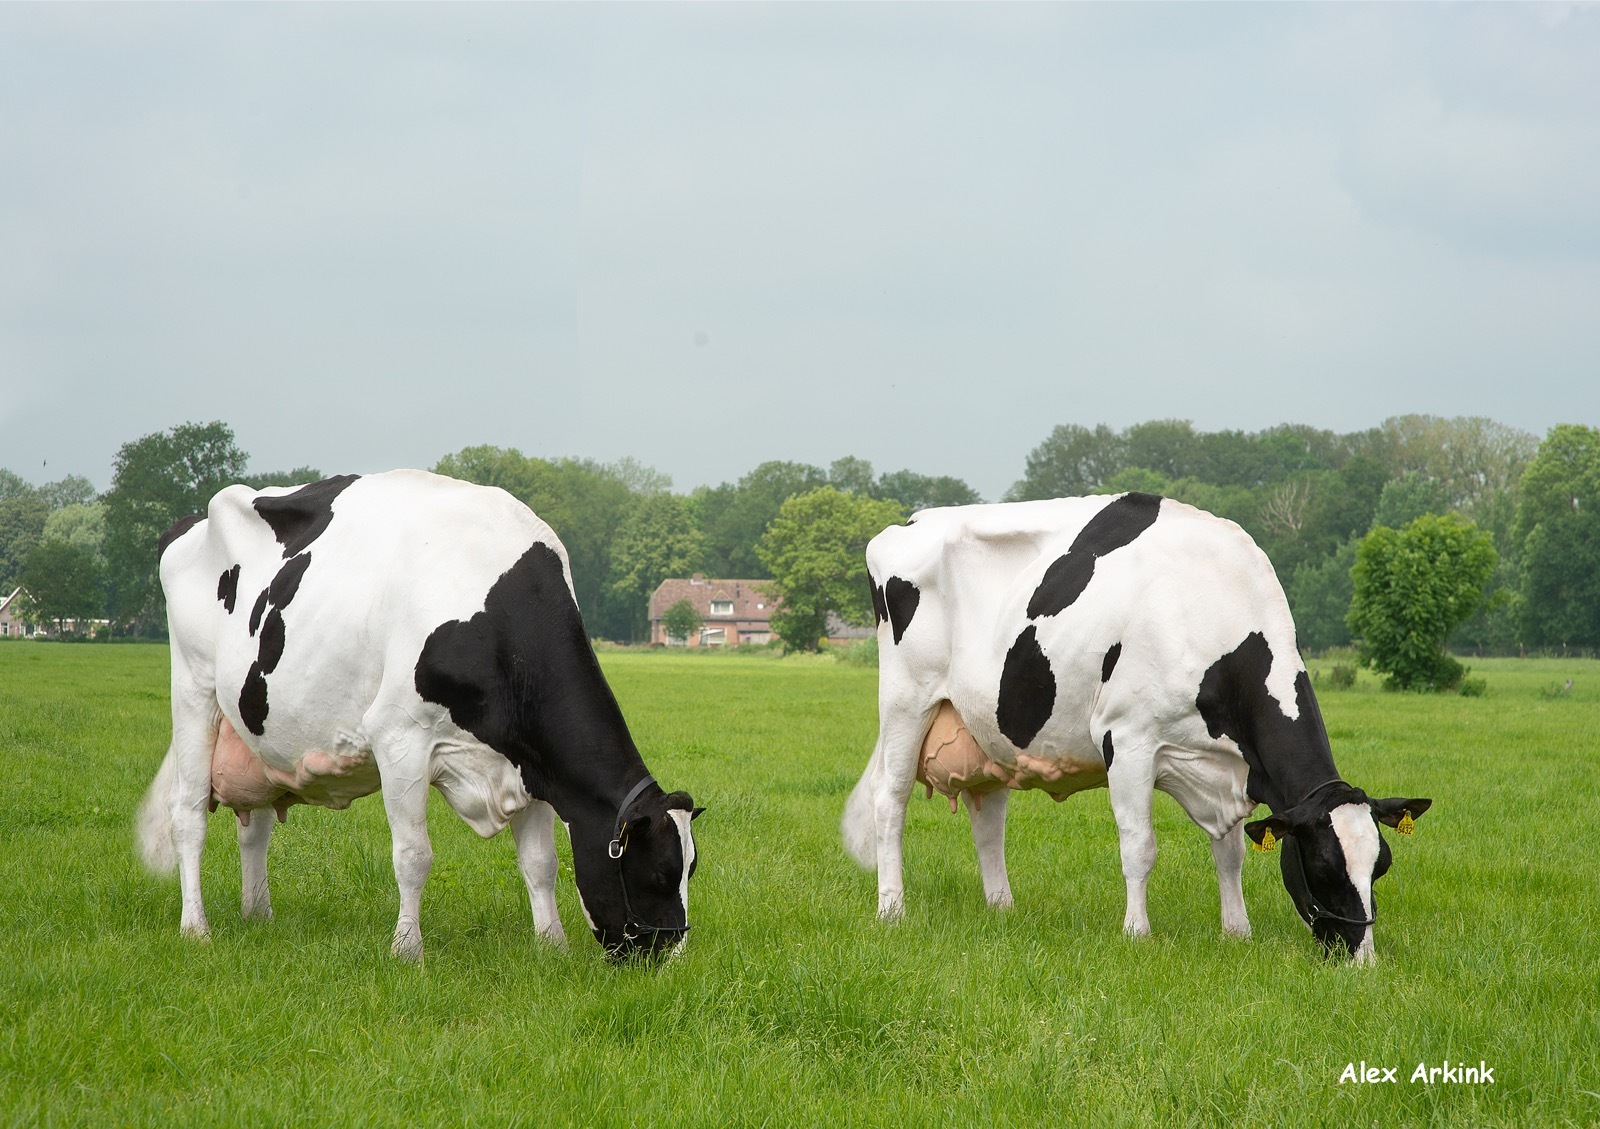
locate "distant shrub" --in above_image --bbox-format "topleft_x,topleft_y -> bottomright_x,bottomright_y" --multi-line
834,636 -> 879,668
1538,680 -> 1575,700
1458,677 -> 1487,697
1327,664 -> 1358,690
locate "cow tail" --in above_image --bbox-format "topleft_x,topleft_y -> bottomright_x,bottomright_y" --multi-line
135,748 -> 179,874
841,745 -> 882,868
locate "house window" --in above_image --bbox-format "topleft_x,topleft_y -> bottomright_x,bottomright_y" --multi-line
700,627 -> 727,646
710,600 -> 733,617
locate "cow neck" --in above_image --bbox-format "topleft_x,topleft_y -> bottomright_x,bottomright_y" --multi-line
1248,681 -> 1344,816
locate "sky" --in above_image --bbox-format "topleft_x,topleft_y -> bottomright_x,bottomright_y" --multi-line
2,3 -> 1597,502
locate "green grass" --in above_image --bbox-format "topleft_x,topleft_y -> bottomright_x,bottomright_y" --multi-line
1,644 -> 1596,1126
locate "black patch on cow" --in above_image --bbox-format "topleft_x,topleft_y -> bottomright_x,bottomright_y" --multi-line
1074,491 -> 1163,556
252,474 -> 360,558
1026,552 -> 1097,619
239,662 -> 269,736
235,552 -> 317,732
871,580 -> 888,627
1025,493 -> 1163,619
248,589 -> 269,637
1101,730 -> 1115,768
415,542 -> 626,788
217,565 -> 241,613
996,625 -> 1056,750
258,610 -> 286,675
1101,642 -> 1122,682
158,514 -> 204,558
884,577 -> 920,645
1195,631 -> 1337,811
268,553 -> 312,608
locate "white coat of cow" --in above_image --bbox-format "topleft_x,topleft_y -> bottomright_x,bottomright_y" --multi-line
843,493 -> 1429,962
138,470 -> 701,961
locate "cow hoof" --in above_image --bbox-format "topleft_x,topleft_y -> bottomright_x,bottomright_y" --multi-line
1122,921 -> 1151,939
241,903 -> 273,922
877,896 -> 905,923
180,921 -> 211,942
536,927 -> 569,951
391,929 -> 425,964
986,893 -> 1014,911
1222,922 -> 1251,939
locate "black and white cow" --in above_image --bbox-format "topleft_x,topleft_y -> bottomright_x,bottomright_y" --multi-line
842,493 -> 1430,962
137,470 -> 702,961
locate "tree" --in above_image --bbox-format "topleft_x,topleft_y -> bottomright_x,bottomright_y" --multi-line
662,599 -> 703,644
1515,424 -> 1600,646
605,493 -> 704,642
1287,538 -> 1358,651
102,421 -> 250,630
243,466 -> 324,490
20,540 -> 106,633
872,469 -> 982,512
827,456 -> 876,496
0,469 -> 34,504
1007,423 -> 1126,500
756,487 -> 906,652
1372,473 -> 1450,530
43,503 -> 107,554
0,493 -> 48,593
694,460 -> 829,578
1347,514 -> 1497,691
36,475 -> 97,510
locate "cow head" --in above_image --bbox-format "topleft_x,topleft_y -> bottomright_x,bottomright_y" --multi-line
575,787 -> 703,962
1245,787 -> 1431,963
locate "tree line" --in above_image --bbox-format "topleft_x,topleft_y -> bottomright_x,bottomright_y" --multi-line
2,415 -> 1596,664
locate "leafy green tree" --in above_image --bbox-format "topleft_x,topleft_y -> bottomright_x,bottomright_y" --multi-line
1286,539 -> 1357,651
42,503 -> 107,554
871,469 -> 982,512
1372,473 -> 1450,530
20,539 -> 106,633
1347,514 -> 1497,691
0,469 -> 34,504
36,475 -> 97,510
606,493 -> 704,642
662,599 -> 702,644
828,456 -> 876,496
243,466 -> 324,490
694,460 -> 829,578
103,421 -> 250,630
1515,424 -> 1600,646
1007,423 -> 1126,500
756,487 -> 906,652
0,493 -> 48,593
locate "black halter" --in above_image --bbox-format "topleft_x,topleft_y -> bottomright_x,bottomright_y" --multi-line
606,774 -> 689,944
1281,833 -> 1377,931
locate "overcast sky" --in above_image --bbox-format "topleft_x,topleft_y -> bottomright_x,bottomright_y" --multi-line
2,3 -> 1597,501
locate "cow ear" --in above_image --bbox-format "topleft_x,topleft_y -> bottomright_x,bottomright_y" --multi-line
1370,797 -> 1431,828
690,806 -> 705,821
1244,815 -> 1292,848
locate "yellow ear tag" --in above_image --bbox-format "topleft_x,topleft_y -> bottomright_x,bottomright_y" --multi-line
1255,827 -> 1278,853
1396,810 -> 1415,836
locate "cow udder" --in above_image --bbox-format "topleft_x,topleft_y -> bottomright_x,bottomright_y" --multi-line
210,716 -> 381,823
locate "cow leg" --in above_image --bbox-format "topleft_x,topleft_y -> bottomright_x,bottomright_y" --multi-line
1210,822 -> 1250,938
963,789 -> 1013,909
510,800 -> 567,949
169,691 -> 218,940
1107,759 -> 1157,937
378,771 -> 433,963
238,809 -> 275,920
872,703 -> 936,920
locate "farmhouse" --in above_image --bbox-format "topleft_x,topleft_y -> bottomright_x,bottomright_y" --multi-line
646,575 -> 875,647
648,575 -> 775,646
0,588 -> 39,638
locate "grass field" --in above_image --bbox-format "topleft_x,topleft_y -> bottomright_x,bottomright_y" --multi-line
1,643 -> 1596,1127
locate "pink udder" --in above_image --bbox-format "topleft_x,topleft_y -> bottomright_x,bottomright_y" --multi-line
917,701 -> 1013,812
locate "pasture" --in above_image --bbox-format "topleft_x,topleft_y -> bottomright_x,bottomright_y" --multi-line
1,643 -> 1596,1127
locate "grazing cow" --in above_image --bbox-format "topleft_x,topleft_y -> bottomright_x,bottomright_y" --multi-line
842,493 -> 1429,963
138,470 -> 702,961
